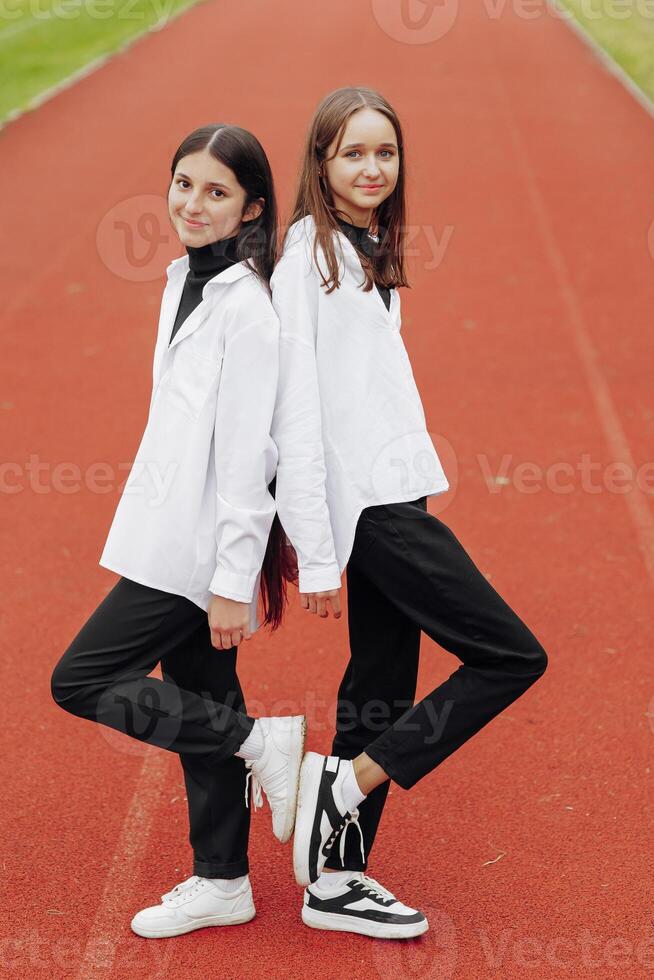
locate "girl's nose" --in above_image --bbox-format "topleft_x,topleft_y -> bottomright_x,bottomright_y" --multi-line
187,193 -> 204,213
361,155 -> 381,178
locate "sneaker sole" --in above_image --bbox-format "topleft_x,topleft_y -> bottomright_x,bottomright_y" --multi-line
293,751 -> 324,886
301,904 -> 429,940
130,905 -> 255,938
276,714 -> 307,844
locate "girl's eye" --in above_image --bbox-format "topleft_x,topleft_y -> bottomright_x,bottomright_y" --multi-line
175,178 -> 223,199
344,149 -> 395,159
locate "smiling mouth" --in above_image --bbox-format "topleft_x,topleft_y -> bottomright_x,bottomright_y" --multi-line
182,216 -> 206,226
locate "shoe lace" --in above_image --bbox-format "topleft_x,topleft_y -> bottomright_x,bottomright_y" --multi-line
244,761 -> 264,811
161,875 -> 202,905
357,873 -> 397,902
335,808 -> 365,868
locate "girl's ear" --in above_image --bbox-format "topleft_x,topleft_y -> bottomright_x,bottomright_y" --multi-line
242,197 -> 264,223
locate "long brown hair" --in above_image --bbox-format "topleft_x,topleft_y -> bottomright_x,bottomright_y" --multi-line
170,125 -> 294,631
288,87 -> 409,294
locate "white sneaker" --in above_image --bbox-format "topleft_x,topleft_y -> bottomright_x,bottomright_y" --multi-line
130,875 -> 255,938
302,871 -> 429,939
244,715 -> 306,844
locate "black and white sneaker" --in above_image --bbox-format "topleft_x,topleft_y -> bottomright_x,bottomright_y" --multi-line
293,752 -> 365,886
301,872 -> 429,939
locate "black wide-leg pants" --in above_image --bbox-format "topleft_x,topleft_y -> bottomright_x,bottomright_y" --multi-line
324,496 -> 548,872
50,577 -> 255,878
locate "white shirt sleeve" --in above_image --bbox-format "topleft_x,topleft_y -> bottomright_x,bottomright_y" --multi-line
209,311 -> 280,603
270,237 -> 342,594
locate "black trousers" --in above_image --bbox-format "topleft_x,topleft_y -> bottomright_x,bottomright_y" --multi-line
324,496 -> 548,872
50,578 -> 255,878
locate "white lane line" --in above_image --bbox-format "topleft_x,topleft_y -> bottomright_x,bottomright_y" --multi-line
547,0 -> 654,121
0,0 -> 203,129
75,750 -> 174,979
492,65 -> 654,588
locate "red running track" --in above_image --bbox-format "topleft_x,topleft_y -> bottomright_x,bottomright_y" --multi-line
1,2 -> 653,977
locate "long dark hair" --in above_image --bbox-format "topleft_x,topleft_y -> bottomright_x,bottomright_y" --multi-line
171,124 -> 277,287
170,125 -> 295,630
289,87 -> 409,294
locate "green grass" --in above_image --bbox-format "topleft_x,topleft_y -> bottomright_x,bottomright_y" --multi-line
4,0 -> 654,128
0,0 -> 202,124
555,0 -> 654,104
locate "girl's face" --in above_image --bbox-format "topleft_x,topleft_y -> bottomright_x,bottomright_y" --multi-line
322,107 -> 400,227
168,147 -> 262,247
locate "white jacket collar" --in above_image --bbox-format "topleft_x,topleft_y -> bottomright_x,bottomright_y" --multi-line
285,214 -> 364,267
285,214 -> 380,289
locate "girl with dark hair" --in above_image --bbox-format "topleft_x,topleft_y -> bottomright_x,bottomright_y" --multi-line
270,88 -> 549,939
50,124 -> 305,938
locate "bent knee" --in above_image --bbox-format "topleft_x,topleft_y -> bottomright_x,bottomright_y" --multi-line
50,663 -> 71,707
517,642 -> 548,679
50,659 -> 86,712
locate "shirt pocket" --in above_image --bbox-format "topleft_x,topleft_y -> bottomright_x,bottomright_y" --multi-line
163,345 -> 223,421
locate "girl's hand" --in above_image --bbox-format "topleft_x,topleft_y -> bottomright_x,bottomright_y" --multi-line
299,589 -> 342,619
208,595 -> 252,649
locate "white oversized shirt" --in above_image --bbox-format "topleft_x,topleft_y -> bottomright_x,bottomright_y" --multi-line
99,257 -> 280,634
270,214 -> 450,594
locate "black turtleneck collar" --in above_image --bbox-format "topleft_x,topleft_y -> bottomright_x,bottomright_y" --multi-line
334,216 -> 392,311
335,216 -> 387,259
336,216 -> 375,248
186,233 -> 239,277
168,234 -> 240,346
